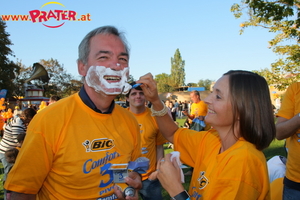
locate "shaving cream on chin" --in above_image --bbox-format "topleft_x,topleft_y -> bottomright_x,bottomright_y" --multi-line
85,66 -> 132,95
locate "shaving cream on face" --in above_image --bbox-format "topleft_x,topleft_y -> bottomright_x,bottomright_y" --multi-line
85,66 -> 132,95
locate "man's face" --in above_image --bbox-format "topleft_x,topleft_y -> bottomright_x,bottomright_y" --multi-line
127,89 -> 145,108
79,34 -> 131,95
190,92 -> 200,103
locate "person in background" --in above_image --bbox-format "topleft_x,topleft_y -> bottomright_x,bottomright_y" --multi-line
3,148 -> 19,200
0,114 -> 4,137
0,108 -> 36,178
5,26 -> 142,200
276,82 -> 300,200
126,82 -> 167,200
267,155 -> 287,183
137,70 -> 275,200
48,95 -> 61,105
182,90 -> 207,127
164,100 -> 172,118
12,106 -> 21,118
178,101 -> 183,119
182,90 -> 208,176
169,101 -> 177,121
16,133 -> 26,149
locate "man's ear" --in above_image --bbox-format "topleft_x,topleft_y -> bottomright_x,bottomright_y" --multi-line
78,60 -> 87,76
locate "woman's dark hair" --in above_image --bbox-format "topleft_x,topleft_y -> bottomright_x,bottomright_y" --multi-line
224,70 -> 276,150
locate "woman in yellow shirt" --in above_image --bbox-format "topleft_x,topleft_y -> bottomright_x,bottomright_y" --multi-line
137,70 -> 275,200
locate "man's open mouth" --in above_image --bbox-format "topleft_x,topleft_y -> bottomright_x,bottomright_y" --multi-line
103,75 -> 121,82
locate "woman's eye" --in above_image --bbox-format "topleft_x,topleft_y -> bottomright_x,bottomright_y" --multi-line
216,95 -> 221,99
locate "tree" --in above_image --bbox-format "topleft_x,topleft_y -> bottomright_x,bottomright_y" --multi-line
170,49 -> 185,88
12,59 -> 32,99
155,73 -> 173,92
186,82 -> 197,87
197,79 -> 214,90
39,58 -> 81,97
0,19 -> 20,98
231,0 -> 300,90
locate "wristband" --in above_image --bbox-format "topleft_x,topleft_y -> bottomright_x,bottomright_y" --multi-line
171,190 -> 190,200
151,103 -> 168,117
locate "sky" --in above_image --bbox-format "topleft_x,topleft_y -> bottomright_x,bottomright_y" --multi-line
1,0 -> 279,84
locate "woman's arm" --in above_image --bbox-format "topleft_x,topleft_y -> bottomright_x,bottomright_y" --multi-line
137,73 -> 179,143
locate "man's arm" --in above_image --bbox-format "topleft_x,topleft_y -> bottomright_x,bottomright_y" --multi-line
182,110 -> 194,120
156,144 -> 164,162
11,192 -> 36,200
276,115 -> 300,140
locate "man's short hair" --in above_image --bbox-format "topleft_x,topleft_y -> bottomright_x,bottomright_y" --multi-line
125,82 -> 142,98
192,90 -> 200,97
78,26 -> 130,65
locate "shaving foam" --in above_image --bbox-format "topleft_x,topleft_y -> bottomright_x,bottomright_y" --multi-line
85,66 -> 132,95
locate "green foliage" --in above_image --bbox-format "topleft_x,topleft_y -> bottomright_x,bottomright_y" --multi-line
16,59 -> 82,98
153,49 -> 187,93
186,82 -> 197,87
155,73 -> 173,92
170,49 -> 186,88
231,0 -> 300,90
197,79 -> 214,90
12,59 -> 32,98
38,58 -> 81,97
0,19 -> 20,98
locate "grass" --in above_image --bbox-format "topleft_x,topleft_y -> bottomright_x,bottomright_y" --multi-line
0,118 -> 286,200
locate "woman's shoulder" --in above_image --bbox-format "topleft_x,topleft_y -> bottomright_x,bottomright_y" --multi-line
228,139 -> 266,164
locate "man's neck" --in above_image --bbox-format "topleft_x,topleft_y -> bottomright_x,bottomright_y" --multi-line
129,105 -> 146,114
84,84 -> 116,113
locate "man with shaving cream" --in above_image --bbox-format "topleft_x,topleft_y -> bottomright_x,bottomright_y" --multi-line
5,26 -> 142,200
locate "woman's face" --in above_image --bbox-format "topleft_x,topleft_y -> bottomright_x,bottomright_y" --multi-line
204,75 -> 234,129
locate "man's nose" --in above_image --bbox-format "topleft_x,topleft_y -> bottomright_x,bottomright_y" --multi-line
109,62 -> 123,70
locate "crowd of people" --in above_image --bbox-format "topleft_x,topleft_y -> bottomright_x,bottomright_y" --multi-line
0,25 -> 297,200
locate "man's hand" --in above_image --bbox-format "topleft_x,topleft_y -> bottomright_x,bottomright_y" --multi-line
148,170 -> 158,181
114,171 -> 142,200
197,116 -> 205,121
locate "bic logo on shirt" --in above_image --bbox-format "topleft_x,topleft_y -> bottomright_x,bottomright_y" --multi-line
198,171 -> 209,189
82,138 -> 115,152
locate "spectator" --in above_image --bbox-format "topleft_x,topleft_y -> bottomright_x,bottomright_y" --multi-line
49,95 -> 61,105
178,101 -> 183,119
169,101 -> 177,121
3,148 -> 19,200
16,133 -> 26,149
0,108 -> 36,178
267,155 -> 287,183
126,82 -> 167,200
276,82 -> 300,200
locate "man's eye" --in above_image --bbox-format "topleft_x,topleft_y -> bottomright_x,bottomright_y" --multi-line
216,95 -> 221,99
119,57 -> 128,62
99,56 -> 108,60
